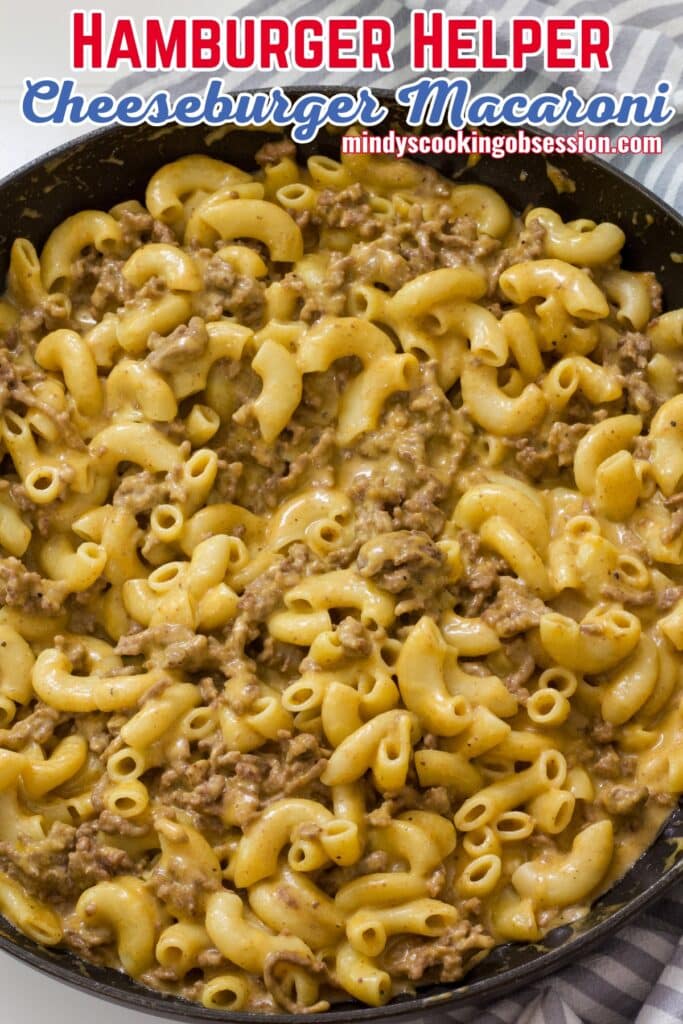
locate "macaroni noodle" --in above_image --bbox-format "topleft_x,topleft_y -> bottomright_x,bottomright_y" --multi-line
0,133 -> 680,1014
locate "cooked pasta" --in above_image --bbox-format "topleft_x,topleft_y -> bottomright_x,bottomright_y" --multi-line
0,133 -> 680,1012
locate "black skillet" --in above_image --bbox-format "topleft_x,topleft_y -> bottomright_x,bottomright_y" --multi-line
0,90 -> 681,1023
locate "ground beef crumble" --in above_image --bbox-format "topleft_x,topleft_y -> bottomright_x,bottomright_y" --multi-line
381,920 -> 495,982
0,138 -> 678,1016
482,577 -> 549,637
0,556 -> 66,613
147,316 -> 208,372
0,822 -> 136,904
254,138 -> 296,167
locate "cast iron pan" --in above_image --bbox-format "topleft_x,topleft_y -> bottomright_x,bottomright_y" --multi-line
0,91 -> 681,1022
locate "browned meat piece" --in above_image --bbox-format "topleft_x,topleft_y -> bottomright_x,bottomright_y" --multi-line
603,330 -> 658,418
0,822 -> 135,903
116,623 -> 210,672
658,586 -> 683,610
601,582 -> 655,607
118,208 -> 154,245
316,183 -> 381,239
381,921 -> 495,982
591,719 -> 616,744
399,478 -> 450,537
502,639 -> 535,703
255,635 -> 304,674
601,784 -> 648,815
0,556 -> 66,613
237,544 -> 311,624
0,347 -> 41,411
623,373 -> 657,417
0,703 -> 61,750
277,429 -> 337,498
157,732 -> 330,833
511,421 -> 588,479
357,530 -> 444,593
336,616 -> 373,657
147,316 -> 208,371
661,503 -> 683,544
118,207 -> 177,246
149,861 -> 219,920
71,250 -> 134,313
95,810 -> 150,837
346,244 -> 412,291
593,748 -> 621,778
162,772 -> 227,826
254,138 -> 296,167
112,469 -> 168,514
617,330 -> 652,369
263,732 -> 329,799
201,255 -> 266,326
378,208 -> 500,277
481,577 -> 548,637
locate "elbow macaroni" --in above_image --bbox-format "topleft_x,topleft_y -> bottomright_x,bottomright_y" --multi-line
0,132 -> 680,1014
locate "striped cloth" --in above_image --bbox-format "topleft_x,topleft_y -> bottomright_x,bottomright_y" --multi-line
114,2 -> 682,1020
112,0 -> 683,210
444,894 -> 683,1023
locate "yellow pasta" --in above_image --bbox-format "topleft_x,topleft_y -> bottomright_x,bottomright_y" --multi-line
0,130 -> 679,1015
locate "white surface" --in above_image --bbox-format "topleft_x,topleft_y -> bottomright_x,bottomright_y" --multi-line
0,0 -> 188,1012
0,0 -> 234,179
0,955 -> 170,1024
0,3 -> 678,1023
0,6 -> 232,1019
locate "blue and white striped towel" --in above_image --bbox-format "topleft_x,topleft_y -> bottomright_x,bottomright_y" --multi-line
112,0 -> 683,210
114,1 -> 682,1019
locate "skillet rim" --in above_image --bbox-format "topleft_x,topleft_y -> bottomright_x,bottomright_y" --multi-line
0,89 -> 681,1022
